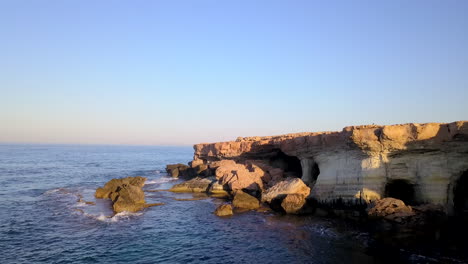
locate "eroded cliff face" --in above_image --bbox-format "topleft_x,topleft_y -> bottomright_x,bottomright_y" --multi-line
190,121 -> 468,215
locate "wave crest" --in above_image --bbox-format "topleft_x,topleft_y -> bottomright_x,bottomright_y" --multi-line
78,211 -> 143,223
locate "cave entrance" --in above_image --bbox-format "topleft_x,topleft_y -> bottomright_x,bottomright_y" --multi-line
311,162 -> 320,182
454,170 -> 468,217
385,179 -> 416,205
300,158 -> 320,186
270,150 -> 302,178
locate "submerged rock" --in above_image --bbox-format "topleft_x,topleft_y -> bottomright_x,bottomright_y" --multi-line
214,204 -> 233,216
169,177 -> 214,193
232,190 -> 260,210
95,176 -> 149,213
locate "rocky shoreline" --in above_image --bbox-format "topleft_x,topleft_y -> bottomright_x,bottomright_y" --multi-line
90,121 -> 468,261
165,163 -> 446,225
162,121 -> 468,233
92,121 -> 468,223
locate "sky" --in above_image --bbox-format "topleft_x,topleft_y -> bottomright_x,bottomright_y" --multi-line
0,0 -> 467,146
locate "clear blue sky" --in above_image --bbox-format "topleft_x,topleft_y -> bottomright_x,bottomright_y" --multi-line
1,0 -> 467,145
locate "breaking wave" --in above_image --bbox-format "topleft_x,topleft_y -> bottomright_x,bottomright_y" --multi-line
80,211 -> 143,223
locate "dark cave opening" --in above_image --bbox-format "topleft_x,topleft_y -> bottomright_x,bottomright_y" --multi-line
454,170 -> 468,217
311,162 -> 320,182
270,150 -> 302,178
385,179 -> 416,205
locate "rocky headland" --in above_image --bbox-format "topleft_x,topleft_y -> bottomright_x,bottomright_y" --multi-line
167,121 -> 468,221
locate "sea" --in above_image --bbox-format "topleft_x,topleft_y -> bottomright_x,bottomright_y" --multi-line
0,144 -> 462,263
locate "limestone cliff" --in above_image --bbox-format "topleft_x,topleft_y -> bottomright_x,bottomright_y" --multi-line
189,121 -> 468,215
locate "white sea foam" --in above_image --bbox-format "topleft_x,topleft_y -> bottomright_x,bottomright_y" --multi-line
75,201 -> 87,207
99,211 -> 143,222
80,211 -> 143,223
145,177 -> 176,185
313,226 -> 338,237
111,211 -> 143,222
45,188 -> 75,195
44,188 -> 81,202
95,213 -> 109,222
44,188 -> 60,194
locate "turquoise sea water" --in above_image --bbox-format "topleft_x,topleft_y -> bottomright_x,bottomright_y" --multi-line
0,144 -> 457,263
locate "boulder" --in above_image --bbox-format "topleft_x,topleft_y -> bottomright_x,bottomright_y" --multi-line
214,204 -> 233,216
166,163 -> 197,178
232,190 -> 260,210
207,181 -> 229,196
242,160 -> 286,187
281,194 -> 307,214
189,159 -> 205,168
169,177 -> 214,193
113,184 -> 146,213
95,187 -> 110,199
94,176 -> 148,213
194,164 -> 210,176
95,176 -> 146,199
261,178 -> 310,204
368,198 -> 415,222
215,162 -> 265,193
209,160 -> 237,169
245,162 -> 271,184
166,163 -> 186,177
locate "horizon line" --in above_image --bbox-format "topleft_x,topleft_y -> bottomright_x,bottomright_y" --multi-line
0,141 -> 195,147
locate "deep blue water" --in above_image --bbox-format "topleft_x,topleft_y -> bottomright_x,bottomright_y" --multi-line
0,144 -> 447,263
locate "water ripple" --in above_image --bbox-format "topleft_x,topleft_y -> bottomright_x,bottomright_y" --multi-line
0,144 -> 450,263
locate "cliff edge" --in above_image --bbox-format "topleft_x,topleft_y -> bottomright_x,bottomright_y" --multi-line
188,121 -> 468,215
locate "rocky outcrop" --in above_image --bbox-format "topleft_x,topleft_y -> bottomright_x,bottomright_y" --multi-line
166,164 -> 197,178
187,121 -> 468,215
368,198 -> 415,222
169,177 -> 214,193
112,184 -> 147,213
261,178 -> 310,203
207,181 -> 229,196
281,194 -> 307,214
95,176 -> 146,199
367,198 -> 448,226
259,178 -> 311,214
215,161 -> 266,194
95,176 -> 151,213
214,204 -> 234,216
232,191 -> 260,210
